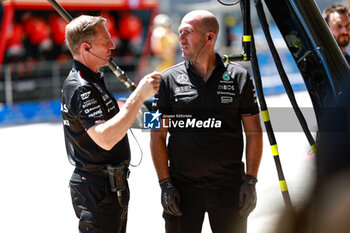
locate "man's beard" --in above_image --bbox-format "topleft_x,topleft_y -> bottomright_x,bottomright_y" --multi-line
337,34 -> 350,47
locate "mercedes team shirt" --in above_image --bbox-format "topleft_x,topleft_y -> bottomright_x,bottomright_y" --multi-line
152,53 -> 259,188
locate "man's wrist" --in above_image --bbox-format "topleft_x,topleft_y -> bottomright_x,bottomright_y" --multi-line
159,178 -> 172,188
245,175 -> 258,185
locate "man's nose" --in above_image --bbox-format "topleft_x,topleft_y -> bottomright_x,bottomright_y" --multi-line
110,40 -> 116,50
179,33 -> 186,42
340,26 -> 350,34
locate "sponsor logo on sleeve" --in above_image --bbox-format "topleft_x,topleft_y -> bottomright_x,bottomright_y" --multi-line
82,99 -> 98,109
84,105 -> 101,114
88,109 -> 103,118
63,120 -> 70,126
61,103 -> 68,113
80,91 -> 91,100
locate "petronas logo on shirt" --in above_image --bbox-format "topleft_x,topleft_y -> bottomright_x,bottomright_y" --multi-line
222,71 -> 231,81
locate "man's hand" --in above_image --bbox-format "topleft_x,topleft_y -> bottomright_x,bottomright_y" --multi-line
136,71 -> 162,101
159,178 -> 182,216
239,175 -> 258,217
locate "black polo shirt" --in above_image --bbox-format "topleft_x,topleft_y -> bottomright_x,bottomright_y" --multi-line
152,53 -> 259,188
345,53 -> 350,65
61,60 -> 130,171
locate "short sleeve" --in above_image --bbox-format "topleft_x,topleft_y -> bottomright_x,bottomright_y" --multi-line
239,74 -> 260,115
152,77 -> 171,114
70,85 -> 106,130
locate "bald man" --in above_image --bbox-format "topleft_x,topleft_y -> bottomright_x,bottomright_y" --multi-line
150,10 -> 262,233
323,4 -> 350,64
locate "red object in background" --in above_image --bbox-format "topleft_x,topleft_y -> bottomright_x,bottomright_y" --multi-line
0,0 -> 158,68
6,22 -> 24,48
118,13 -> 143,40
22,13 -> 51,45
100,11 -> 119,43
49,13 -> 67,45
5,21 -> 25,58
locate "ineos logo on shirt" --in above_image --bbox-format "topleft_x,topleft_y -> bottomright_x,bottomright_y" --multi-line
218,85 -> 235,91
80,91 -> 91,100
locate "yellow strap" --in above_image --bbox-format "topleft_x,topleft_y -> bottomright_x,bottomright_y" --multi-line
279,180 -> 288,192
261,110 -> 270,122
243,35 -> 251,42
311,144 -> 317,154
271,144 -> 279,156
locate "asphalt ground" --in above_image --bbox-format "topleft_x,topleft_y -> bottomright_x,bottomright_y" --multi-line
0,91 -> 316,233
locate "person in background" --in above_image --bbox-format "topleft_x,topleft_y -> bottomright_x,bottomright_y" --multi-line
49,13 -> 69,62
150,10 -> 263,233
61,15 -> 161,233
150,14 -> 178,72
323,4 -> 350,64
22,12 -> 53,60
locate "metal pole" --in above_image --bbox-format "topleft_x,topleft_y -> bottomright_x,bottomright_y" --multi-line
52,62 -> 60,99
4,64 -> 13,105
250,32 -> 294,211
242,0 -> 251,61
255,0 -> 316,154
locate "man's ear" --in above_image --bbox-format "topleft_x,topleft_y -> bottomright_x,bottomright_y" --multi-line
82,41 -> 91,51
207,32 -> 215,42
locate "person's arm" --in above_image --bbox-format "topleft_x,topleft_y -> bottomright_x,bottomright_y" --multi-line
239,113 -> 263,217
87,71 -> 161,151
242,113 -> 263,178
150,119 -> 182,216
150,118 -> 170,180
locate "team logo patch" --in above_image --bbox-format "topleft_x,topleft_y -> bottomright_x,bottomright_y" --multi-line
222,71 -> 231,81
80,91 -> 91,100
176,75 -> 188,84
143,110 -> 162,129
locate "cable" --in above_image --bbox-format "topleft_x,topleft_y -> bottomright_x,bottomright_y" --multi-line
128,128 -> 143,167
238,0 -> 294,211
250,27 -> 294,212
255,0 -> 317,154
193,37 -> 210,64
86,47 -> 108,61
217,0 -> 240,6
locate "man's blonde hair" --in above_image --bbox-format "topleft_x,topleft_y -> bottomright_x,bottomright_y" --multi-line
65,15 -> 106,56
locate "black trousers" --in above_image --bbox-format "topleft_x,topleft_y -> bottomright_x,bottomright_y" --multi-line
163,184 -> 246,233
69,169 -> 129,233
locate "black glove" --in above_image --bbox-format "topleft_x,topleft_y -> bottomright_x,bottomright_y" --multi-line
159,178 -> 182,216
239,175 -> 258,217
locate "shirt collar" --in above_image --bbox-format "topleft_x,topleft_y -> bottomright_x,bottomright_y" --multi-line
72,59 -> 104,85
185,52 -> 225,72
